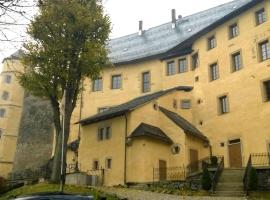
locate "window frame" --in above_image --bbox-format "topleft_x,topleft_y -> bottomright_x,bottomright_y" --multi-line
191,52 -> 199,70
0,108 -> 6,118
111,74 -> 122,89
207,35 -> 216,50
142,71 -> 151,93
231,51 -> 242,72
1,91 -> 9,101
105,157 -> 112,169
178,57 -> 188,73
255,8 -> 267,25
262,79 -> 270,102
166,61 -> 176,76
92,77 -> 103,92
218,95 -> 230,115
97,126 -> 111,141
228,23 -> 239,39
181,99 -> 191,109
258,40 -> 270,62
209,62 -> 219,81
3,74 -> 12,84
92,159 -> 99,170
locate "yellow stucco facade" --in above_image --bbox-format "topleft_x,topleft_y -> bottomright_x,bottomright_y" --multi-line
0,59 -> 24,178
69,0 -> 270,186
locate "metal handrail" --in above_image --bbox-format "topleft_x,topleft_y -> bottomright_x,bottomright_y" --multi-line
243,155 -> 252,195
211,156 -> 224,193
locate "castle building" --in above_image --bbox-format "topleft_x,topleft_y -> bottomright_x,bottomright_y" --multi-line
1,0 -> 269,187
68,0 -> 270,186
0,51 -> 25,178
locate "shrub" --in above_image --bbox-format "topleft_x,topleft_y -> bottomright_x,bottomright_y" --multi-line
201,168 -> 212,190
210,156 -> 218,166
248,167 -> 258,190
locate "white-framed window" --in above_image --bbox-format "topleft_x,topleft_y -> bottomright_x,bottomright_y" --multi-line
178,58 -> 188,73
208,35 -> 216,50
210,63 -> 219,81
229,23 -> 239,39
256,8 -> 266,25
181,100 -> 191,109
259,40 -> 270,61
92,78 -> 103,92
142,71 -> 150,93
111,74 -> 122,89
166,61 -> 176,76
232,52 -> 242,72
219,95 -> 229,114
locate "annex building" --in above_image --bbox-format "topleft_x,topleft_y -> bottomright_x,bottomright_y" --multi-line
0,0 -> 269,188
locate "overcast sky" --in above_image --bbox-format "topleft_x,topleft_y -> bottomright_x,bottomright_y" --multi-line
0,0 -> 233,63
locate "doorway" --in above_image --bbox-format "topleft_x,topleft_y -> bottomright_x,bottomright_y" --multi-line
159,160 -> 167,181
189,149 -> 199,172
228,139 -> 242,168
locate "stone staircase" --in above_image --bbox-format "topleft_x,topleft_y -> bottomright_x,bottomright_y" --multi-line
213,168 -> 246,197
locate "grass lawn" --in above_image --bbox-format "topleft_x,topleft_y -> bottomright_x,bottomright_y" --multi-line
248,191 -> 270,200
0,183 -> 120,200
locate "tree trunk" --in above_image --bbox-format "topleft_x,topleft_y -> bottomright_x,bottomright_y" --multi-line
50,99 -> 72,183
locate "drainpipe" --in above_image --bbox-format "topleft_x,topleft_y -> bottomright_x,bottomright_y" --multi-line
124,113 -> 128,185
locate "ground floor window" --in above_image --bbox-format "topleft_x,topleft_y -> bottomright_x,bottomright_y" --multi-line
105,158 -> 112,169
93,160 -> 99,170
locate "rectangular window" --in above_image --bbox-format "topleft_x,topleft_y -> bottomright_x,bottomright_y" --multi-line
0,129 -> 3,139
105,158 -> 112,169
3,75 -> 11,84
210,63 -> 219,81
229,23 -> 239,39
219,95 -> 229,114
208,36 -> 216,50
181,100 -> 191,109
92,78 -> 102,92
142,72 -> 150,93
98,107 -> 109,113
173,99 -> 177,109
111,74 -> 122,89
0,108 -> 6,118
259,40 -> 270,61
97,126 -> 111,141
1,91 -> 9,101
93,160 -> 99,170
263,80 -> 270,101
178,58 -> 187,73
191,53 -> 199,70
166,61 -> 175,76
256,8 -> 266,25
232,52 -> 242,72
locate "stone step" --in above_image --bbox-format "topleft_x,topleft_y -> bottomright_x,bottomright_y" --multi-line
219,176 -> 243,182
213,191 -> 246,197
216,185 -> 243,191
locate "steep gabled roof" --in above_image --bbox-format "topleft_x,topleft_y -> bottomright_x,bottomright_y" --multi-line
78,86 -> 192,125
159,106 -> 209,143
109,0 -> 256,65
129,123 -> 173,144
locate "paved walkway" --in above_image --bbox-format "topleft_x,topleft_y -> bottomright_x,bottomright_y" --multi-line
97,187 -> 248,200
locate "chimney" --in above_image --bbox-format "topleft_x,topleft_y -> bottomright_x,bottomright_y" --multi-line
171,9 -> 176,29
138,20 -> 143,36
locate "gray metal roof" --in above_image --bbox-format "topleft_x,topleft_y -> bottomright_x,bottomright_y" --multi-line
129,123 -> 173,144
108,0 -> 253,64
78,86 -> 192,125
159,106 -> 209,143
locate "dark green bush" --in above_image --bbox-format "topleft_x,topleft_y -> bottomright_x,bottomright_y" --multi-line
248,167 -> 258,190
210,156 -> 218,166
201,168 -> 212,190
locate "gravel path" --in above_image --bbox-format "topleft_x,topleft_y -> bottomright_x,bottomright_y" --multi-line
97,187 -> 248,200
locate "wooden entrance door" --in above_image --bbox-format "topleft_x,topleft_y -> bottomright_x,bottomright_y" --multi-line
159,160 -> 167,181
189,149 -> 199,172
228,139 -> 242,168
